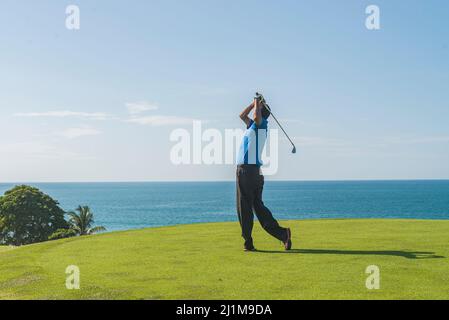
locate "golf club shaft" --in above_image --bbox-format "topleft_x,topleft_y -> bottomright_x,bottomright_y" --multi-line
261,101 -> 297,150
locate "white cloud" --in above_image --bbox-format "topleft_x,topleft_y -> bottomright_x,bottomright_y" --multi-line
291,136 -> 350,147
195,86 -> 229,96
126,101 -> 158,115
1,141 -> 94,160
124,101 -> 200,126
288,135 -> 449,149
126,115 -> 196,126
383,136 -> 449,145
14,111 -> 112,120
276,119 -> 324,127
58,127 -> 102,139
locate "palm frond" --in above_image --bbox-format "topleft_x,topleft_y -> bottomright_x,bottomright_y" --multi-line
68,205 -> 103,236
87,226 -> 106,235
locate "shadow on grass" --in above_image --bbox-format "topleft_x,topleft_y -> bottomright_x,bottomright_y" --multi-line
255,249 -> 445,259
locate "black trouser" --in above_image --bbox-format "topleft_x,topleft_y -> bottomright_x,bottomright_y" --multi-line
236,165 -> 287,248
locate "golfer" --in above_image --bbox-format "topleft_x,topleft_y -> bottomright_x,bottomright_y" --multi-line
236,95 -> 292,251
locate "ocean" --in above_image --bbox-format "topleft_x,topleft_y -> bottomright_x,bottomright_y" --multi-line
1,181 -> 449,231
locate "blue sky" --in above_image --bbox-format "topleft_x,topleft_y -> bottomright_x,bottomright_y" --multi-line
1,0 -> 448,182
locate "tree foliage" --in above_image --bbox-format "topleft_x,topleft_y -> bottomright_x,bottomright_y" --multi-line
48,228 -> 77,241
0,185 -> 68,245
68,205 -> 106,236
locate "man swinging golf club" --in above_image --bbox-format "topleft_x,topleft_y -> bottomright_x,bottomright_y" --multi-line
236,93 -> 293,251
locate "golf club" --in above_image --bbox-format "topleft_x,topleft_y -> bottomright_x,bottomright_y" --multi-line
255,92 -> 297,154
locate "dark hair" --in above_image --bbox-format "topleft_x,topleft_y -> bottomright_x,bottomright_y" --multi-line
261,105 -> 271,119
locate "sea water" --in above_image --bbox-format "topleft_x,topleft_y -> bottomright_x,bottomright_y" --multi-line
1,180 -> 448,231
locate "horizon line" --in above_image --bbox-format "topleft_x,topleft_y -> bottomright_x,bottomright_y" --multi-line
1,178 -> 449,184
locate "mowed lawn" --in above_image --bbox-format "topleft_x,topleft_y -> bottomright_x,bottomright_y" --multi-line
0,219 -> 448,300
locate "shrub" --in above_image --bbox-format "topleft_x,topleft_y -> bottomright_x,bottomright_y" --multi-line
48,228 -> 77,241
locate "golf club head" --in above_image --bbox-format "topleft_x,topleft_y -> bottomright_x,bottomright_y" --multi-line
292,146 -> 297,154
255,92 -> 265,102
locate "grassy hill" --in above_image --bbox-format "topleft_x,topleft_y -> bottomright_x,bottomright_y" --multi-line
0,246 -> 14,253
0,219 -> 448,300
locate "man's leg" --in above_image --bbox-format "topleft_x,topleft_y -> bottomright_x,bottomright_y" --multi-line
236,167 -> 255,249
253,174 -> 288,242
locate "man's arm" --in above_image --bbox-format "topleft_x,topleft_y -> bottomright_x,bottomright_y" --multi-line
239,101 -> 255,127
253,98 -> 263,127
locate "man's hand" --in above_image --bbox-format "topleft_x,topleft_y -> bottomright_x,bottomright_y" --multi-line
255,92 -> 265,103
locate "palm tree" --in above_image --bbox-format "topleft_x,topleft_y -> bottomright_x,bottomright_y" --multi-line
68,205 -> 106,236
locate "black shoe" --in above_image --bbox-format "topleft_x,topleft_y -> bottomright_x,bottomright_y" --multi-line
244,246 -> 257,252
283,228 -> 292,251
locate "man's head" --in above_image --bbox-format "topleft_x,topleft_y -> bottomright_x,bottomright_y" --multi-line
261,105 -> 271,119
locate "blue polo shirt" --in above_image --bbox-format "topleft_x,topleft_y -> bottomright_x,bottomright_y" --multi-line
237,118 -> 268,166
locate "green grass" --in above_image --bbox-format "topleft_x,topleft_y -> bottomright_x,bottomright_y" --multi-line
1,219 -> 448,300
0,246 -> 15,253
